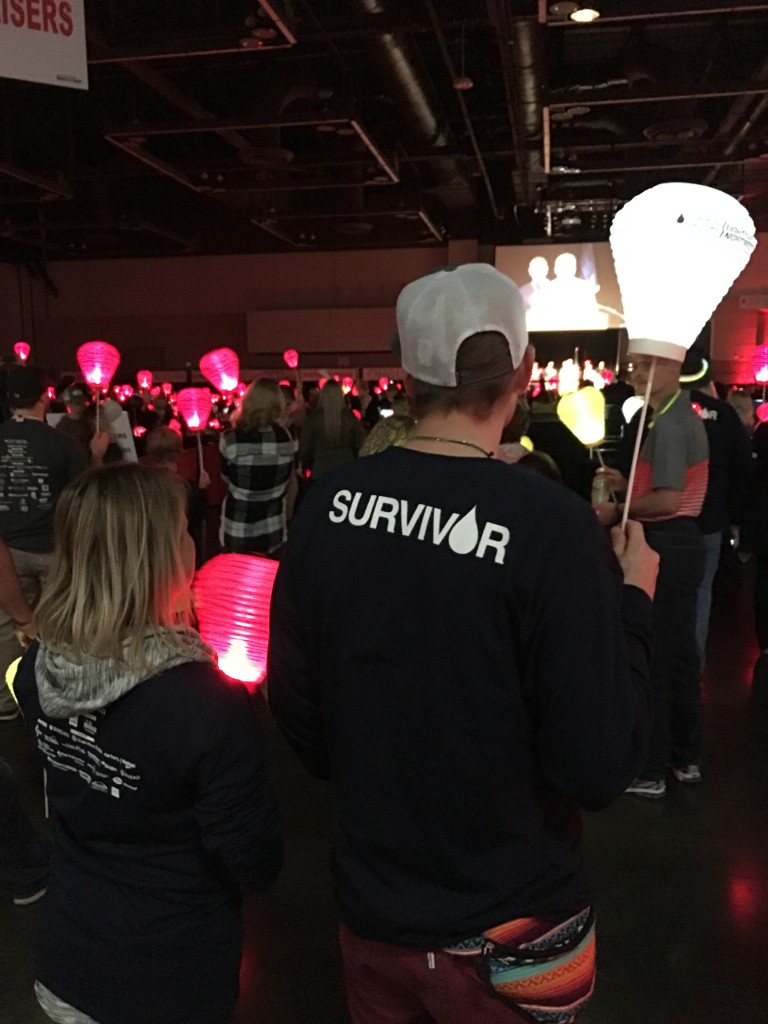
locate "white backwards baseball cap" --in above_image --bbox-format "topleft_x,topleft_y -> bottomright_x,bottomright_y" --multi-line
395,263 -> 528,388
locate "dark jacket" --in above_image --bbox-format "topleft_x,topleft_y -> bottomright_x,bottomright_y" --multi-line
15,642 -> 282,1024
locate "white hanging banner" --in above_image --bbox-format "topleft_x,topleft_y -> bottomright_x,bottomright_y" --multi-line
0,0 -> 88,91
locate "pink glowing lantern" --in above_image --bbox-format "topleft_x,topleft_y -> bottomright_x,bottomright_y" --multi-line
168,418 -> 182,435
283,348 -> 300,370
150,385 -> 162,398
136,369 -> 153,391
194,554 -> 279,686
752,344 -> 768,384
77,340 -> 120,390
133,425 -> 147,438
209,417 -> 221,430
77,340 -> 120,433
317,377 -> 329,389
121,384 -> 134,400
378,376 -> 389,392
161,381 -> 173,398
177,388 -> 211,432
341,375 -> 354,394
278,379 -> 291,387
374,386 -> 382,396
235,382 -> 248,398
756,403 -> 768,424
352,408 -> 362,420
47,386 -> 56,401
14,341 -> 31,362
691,401 -> 703,417
200,348 -> 240,394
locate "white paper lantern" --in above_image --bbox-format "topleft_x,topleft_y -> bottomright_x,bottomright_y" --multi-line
610,183 -> 756,362
622,395 -> 645,423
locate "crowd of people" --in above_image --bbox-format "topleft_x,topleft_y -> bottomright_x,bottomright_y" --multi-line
0,261 -> 765,1024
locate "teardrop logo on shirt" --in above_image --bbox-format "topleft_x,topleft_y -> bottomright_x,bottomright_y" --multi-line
328,490 -> 510,565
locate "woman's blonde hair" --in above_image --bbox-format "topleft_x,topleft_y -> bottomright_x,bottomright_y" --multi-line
37,464 -> 193,666
317,379 -> 348,447
233,379 -> 285,431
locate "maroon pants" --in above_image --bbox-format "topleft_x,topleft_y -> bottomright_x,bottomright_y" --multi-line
339,925 -> 533,1024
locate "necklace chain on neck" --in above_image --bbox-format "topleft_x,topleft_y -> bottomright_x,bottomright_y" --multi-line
408,435 -> 493,458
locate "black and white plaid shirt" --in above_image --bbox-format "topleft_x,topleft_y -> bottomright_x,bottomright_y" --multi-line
219,424 -> 297,555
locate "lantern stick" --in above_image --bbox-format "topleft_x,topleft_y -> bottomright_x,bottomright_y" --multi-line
95,391 -> 100,435
196,432 -> 204,477
621,356 -> 656,530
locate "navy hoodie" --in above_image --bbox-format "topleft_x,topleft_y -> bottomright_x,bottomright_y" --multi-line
15,642 -> 282,1024
268,446 -> 653,948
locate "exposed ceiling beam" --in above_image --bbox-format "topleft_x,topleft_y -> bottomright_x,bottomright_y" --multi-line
0,162 -> 71,200
551,156 -> 749,175
548,85 -> 768,109
546,3 -> 768,26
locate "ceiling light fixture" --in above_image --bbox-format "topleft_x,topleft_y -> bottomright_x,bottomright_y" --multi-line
570,7 -> 601,22
549,1 -> 579,15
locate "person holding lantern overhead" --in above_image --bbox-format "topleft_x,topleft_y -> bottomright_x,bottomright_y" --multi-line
0,367 -> 109,723
268,263 -> 657,1024
10,463 -> 282,1024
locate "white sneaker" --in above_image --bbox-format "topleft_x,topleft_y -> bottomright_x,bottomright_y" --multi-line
625,778 -> 666,799
672,764 -> 702,784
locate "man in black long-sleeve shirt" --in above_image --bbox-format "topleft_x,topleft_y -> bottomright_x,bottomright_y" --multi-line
268,264 -> 656,1024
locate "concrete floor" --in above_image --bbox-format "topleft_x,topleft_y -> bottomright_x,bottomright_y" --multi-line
1,555 -> 767,1024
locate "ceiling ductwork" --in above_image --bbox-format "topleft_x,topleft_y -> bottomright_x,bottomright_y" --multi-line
350,0 -> 471,208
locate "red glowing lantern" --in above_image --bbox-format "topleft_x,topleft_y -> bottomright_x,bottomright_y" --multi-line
378,376 -> 390,391
235,382 -> 247,398
133,425 -> 147,438
200,348 -> 240,394
209,418 -> 221,430
278,379 -> 291,388
161,381 -> 173,398
14,341 -> 30,362
150,385 -> 162,398
752,344 -> 768,384
47,386 -> 56,401
374,386 -> 382,396
352,408 -> 362,420
756,402 -> 768,424
341,376 -> 354,394
194,554 -> 279,686
283,348 -> 300,370
137,369 -> 153,390
317,376 -> 329,389
177,388 -> 211,432
691,401 -> 703,417
121,384 -> 134,400
77,340 -> 120,389
168,418 -> 182,435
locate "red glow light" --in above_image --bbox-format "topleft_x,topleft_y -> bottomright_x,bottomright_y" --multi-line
378,376 -> 389,391
77,340 -> 120,390
752,344 -> 768,384
352,408 -> 362,420
317,377 -> 329,389
201,348 -> 240,394
194,554 -> 279,686
177,388 -> 211,432
161,381 -> 173,398
14,341 -> 30,362
278,379 -> 291,387
756,403 -> 768,423
283,348 -> 300,370
168,418 -> 182,435
46,387 -> 56,400
133,425 -> 147,438
137,369 -> 153,390
209,418 -> 221,430
691,401 -> 703,416
374,386 -> 382,396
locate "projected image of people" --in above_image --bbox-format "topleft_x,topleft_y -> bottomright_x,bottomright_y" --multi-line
523,250 -> 608,331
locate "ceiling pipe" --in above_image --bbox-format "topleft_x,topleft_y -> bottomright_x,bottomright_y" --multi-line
703,54 -> 768,186
423,0 -> 500,219
349,0 -> 470,207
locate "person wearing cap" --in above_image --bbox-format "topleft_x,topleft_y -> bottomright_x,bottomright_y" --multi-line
597,354 -> 709,798
268,264 -> 657,1024
0,366 -> 108,722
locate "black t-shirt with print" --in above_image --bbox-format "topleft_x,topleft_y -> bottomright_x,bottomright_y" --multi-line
268,445 -> 653,947
0,417 -> 88,552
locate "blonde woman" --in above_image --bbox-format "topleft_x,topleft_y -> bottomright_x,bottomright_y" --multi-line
219,379 -> 297,556
299,379 -> 365,478
13,464 -> 282,1024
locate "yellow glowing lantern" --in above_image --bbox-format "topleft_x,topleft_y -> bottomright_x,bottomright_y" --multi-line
557,388 -> 606,448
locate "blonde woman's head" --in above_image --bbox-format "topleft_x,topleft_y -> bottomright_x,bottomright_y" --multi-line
234,379 -> 285,431
37,464 -> 195,667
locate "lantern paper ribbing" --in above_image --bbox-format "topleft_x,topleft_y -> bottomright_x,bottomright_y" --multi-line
177,388 -> 211,432
610,183 -> 757,363
283,348 -> 299,370
14,341 -> 30,362
200,348 -> 240,394
77,341 -> 120,390
194,554 -> 279,685
137,369 -> 153,390
557,388 -> 606,448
